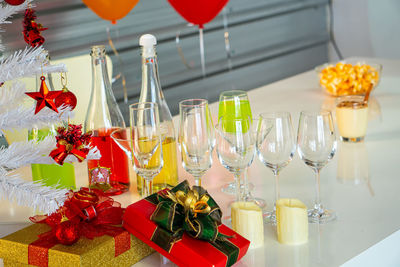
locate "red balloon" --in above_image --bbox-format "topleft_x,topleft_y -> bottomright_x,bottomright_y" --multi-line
4,0 -> 25,5
168,0 -> 229,28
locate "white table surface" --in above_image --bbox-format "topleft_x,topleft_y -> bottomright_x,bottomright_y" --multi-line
1,57 -> 399,267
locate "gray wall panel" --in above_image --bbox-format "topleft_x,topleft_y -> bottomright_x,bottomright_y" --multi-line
2,0 -> 329,119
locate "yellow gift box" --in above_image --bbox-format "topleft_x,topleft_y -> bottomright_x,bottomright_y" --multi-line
0,223 -> 154,267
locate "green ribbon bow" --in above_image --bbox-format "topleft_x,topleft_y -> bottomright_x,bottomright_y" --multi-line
149,180 -> 226,243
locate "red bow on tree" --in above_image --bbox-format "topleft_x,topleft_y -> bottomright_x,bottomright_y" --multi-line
49,124 -> 92,165
30,188 -> 125,246
22,8 -> 48,47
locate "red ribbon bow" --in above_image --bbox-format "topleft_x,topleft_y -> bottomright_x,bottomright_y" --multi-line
49,139 -> 88,165
49,124 -> 91,165
30,188 -> 125,245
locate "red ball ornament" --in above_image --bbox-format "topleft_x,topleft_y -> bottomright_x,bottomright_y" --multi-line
4,0 -> 25,6
55,87 -> 77,110
55,220 -> 81,245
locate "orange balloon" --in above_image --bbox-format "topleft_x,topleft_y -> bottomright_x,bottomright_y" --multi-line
82,0 -> 139,24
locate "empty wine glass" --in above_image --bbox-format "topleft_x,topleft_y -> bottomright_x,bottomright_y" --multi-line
178,99 -> 214,187
112,102 -> 163,197
215,116 -> 256,202
256,112 -> 296,223
297,110 -> 337,223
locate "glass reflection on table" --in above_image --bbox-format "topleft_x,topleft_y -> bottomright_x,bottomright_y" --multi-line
337,141 -> 374,196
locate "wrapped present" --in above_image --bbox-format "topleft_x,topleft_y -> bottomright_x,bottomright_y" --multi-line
0,187 -> 154,266
0,223 -> 153,267
123,180 -> 250,267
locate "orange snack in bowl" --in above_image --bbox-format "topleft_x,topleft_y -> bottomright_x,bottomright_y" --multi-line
319,62 -> 380,96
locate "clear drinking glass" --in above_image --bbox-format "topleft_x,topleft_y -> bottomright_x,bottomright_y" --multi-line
215,116 -> 256,202
218,90 -> 263,206
218,90 -> 252,194
178,99 -> 214,187
256,112 -> 296,223
297,110 -> 337,223
130,102 -> 163,197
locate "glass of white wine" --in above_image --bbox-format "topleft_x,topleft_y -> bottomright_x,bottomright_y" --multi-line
112,102 -> 163,197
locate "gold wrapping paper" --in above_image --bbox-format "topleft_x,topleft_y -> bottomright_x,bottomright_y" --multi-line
0,224 -> 154,267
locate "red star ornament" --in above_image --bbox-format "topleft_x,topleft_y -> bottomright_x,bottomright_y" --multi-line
25,76 -> 63,114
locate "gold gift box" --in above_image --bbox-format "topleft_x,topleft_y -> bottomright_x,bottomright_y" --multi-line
0,223 -> 154,267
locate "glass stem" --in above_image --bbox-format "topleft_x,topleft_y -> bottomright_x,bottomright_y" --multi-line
273,169 -> 280,204
194,176 -> 201,187
242,169 -> 250,198
235,172 -> 242,202
144,179 -> 153,197
314,169 -> 322,212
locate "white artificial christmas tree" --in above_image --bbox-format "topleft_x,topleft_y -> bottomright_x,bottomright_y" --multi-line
0,0 -> 99,214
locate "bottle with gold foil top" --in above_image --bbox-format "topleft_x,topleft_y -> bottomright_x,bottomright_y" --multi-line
84,45 -> 130,195
137,34 -> 178,194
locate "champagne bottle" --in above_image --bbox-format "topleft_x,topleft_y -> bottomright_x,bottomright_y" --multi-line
137,34 -> 178,194
84,45 -> 130,195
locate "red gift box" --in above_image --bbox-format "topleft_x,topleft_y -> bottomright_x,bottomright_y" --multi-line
123,192 -> 250,267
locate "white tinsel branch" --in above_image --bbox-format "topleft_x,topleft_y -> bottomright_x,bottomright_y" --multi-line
0,81 -> 26,112
0,46 -> 67,82
0,0 -> 33,25
0,168 -> 68,214
0,135 -> 101,169
0,105 -> 73,131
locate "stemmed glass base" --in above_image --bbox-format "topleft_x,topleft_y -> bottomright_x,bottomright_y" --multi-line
263,210 -> 277,224
308,206 -> 336,223
242,193 -> 267,209
222,180 -> 266,209
221,181 -> 254,195
262,202 -> 278,224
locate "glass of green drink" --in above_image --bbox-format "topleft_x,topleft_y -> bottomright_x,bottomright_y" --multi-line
218,90 -> 265,208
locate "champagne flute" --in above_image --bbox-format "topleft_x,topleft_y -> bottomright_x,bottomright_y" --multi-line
256,112 -> 296,223
297,110 -> 337,223
130,102 -> 163,197
215,116 -> 256,202
178,99 -> 214,187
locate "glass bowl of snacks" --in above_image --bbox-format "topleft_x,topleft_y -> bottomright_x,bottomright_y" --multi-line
315,60 -> 382,96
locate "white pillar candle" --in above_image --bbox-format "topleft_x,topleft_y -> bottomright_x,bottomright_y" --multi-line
276,198 -> 308,245
231,201 -> 264,249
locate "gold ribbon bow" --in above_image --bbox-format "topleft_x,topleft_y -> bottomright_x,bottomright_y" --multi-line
165,189 -> 211,218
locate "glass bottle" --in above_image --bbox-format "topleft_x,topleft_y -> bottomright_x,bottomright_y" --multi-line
137,34 -> 178,194
29,51 -> 76,189
84,45 -> 130,195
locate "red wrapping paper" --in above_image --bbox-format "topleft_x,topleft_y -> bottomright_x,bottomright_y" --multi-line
123,197 -> 250,267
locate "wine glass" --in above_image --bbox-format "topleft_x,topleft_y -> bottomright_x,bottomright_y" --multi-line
178,99 -> 214,187
112,102 -> 163,197
218,90 -> 263,205
256,112 -> 296,223
215,116 -> 256,202
297,110 -> 337,223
